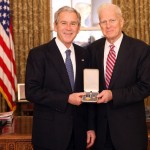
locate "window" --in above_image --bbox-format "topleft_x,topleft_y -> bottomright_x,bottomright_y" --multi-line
50,0 -> 112,46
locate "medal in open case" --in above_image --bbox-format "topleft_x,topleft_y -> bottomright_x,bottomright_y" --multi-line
82,69 -> 99,102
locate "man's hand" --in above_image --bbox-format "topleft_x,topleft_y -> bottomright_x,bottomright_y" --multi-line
68,92 -> 85,106
86,130 -> 96,149
97,90 -> 112,103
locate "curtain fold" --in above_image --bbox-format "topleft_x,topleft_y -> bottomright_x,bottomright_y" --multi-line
113,0 -> 150,44
0,0 -> 50,112
10,0 -> 50,83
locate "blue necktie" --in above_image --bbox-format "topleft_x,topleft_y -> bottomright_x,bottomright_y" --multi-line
65,50 -> 74,90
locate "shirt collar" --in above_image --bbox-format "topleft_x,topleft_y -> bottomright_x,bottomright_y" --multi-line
105,33 -> 123,51
55,37 -> 74,54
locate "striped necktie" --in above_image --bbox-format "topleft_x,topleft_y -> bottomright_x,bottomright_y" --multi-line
105,45 -> 116,89
65,50 -> 74,90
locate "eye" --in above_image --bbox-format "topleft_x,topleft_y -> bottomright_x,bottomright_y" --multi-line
100,20 -> 107,25
61,21 -> 67,25
71,22 -> 78,26
110,19 -> 116,23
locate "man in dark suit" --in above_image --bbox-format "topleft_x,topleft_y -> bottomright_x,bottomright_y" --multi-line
25,6 -> 95,150
86,3 -> 150,150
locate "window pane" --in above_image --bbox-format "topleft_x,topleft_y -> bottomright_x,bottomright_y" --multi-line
51,0 -> 112,46
51,0 -> 71,27
74,30 -> 103,47
51,0 -> 112,28
52,30 -> 103,47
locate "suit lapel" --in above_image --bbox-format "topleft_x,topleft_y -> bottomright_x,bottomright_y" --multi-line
47,39 -> 72,91
96,39 -> 106,89
73,45 -> 84,91
109,35 -> 131,88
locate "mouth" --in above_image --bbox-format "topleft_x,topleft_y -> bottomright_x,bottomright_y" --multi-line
106,30 -> 113,32
64,32 -> 73,35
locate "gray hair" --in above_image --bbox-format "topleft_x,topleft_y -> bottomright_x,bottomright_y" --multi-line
54,6 -> 81,25
98,3 -> 122,18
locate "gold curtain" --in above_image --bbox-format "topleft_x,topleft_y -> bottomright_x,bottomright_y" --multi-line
113,0 -> 150,44
10,0 -> 51,83
0,96 -> 8,112
113,0 -> 150,105
0,0 -> 50,112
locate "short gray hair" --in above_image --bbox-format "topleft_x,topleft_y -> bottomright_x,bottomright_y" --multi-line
54,6 -> 81,25
98,3 -> 122,19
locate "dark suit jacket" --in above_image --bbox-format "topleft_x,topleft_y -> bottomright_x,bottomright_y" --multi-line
87,34 -> 150,150
25,38 -> 89,150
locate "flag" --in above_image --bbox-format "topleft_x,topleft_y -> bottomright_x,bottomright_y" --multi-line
0,0 -> 17,111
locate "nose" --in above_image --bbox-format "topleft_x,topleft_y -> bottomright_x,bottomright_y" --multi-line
106,21 -> 111,28
66,23 -> 71,30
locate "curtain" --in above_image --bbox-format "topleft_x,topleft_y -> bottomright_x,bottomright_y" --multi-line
113,0 -> 150,44
113,0 -> 150,105
0,0 -> 50,112
10,0 -> 50,83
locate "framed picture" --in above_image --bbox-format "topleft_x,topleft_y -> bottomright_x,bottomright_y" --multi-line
17,83 -> 28,102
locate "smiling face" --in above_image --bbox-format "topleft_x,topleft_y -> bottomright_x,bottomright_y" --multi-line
54,11 -> 80,48
99,5 -> 124,44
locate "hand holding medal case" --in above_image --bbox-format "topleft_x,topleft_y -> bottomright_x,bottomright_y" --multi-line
82,69 -> 99,102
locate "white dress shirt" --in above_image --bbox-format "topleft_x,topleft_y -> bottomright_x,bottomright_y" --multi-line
104,33 -> 123,78
55,37 -> 76,81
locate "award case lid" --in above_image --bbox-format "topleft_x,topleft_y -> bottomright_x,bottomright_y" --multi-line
83,69 -> 99,92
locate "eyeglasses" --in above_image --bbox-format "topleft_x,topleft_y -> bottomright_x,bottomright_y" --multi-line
100,19 -> 117,26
